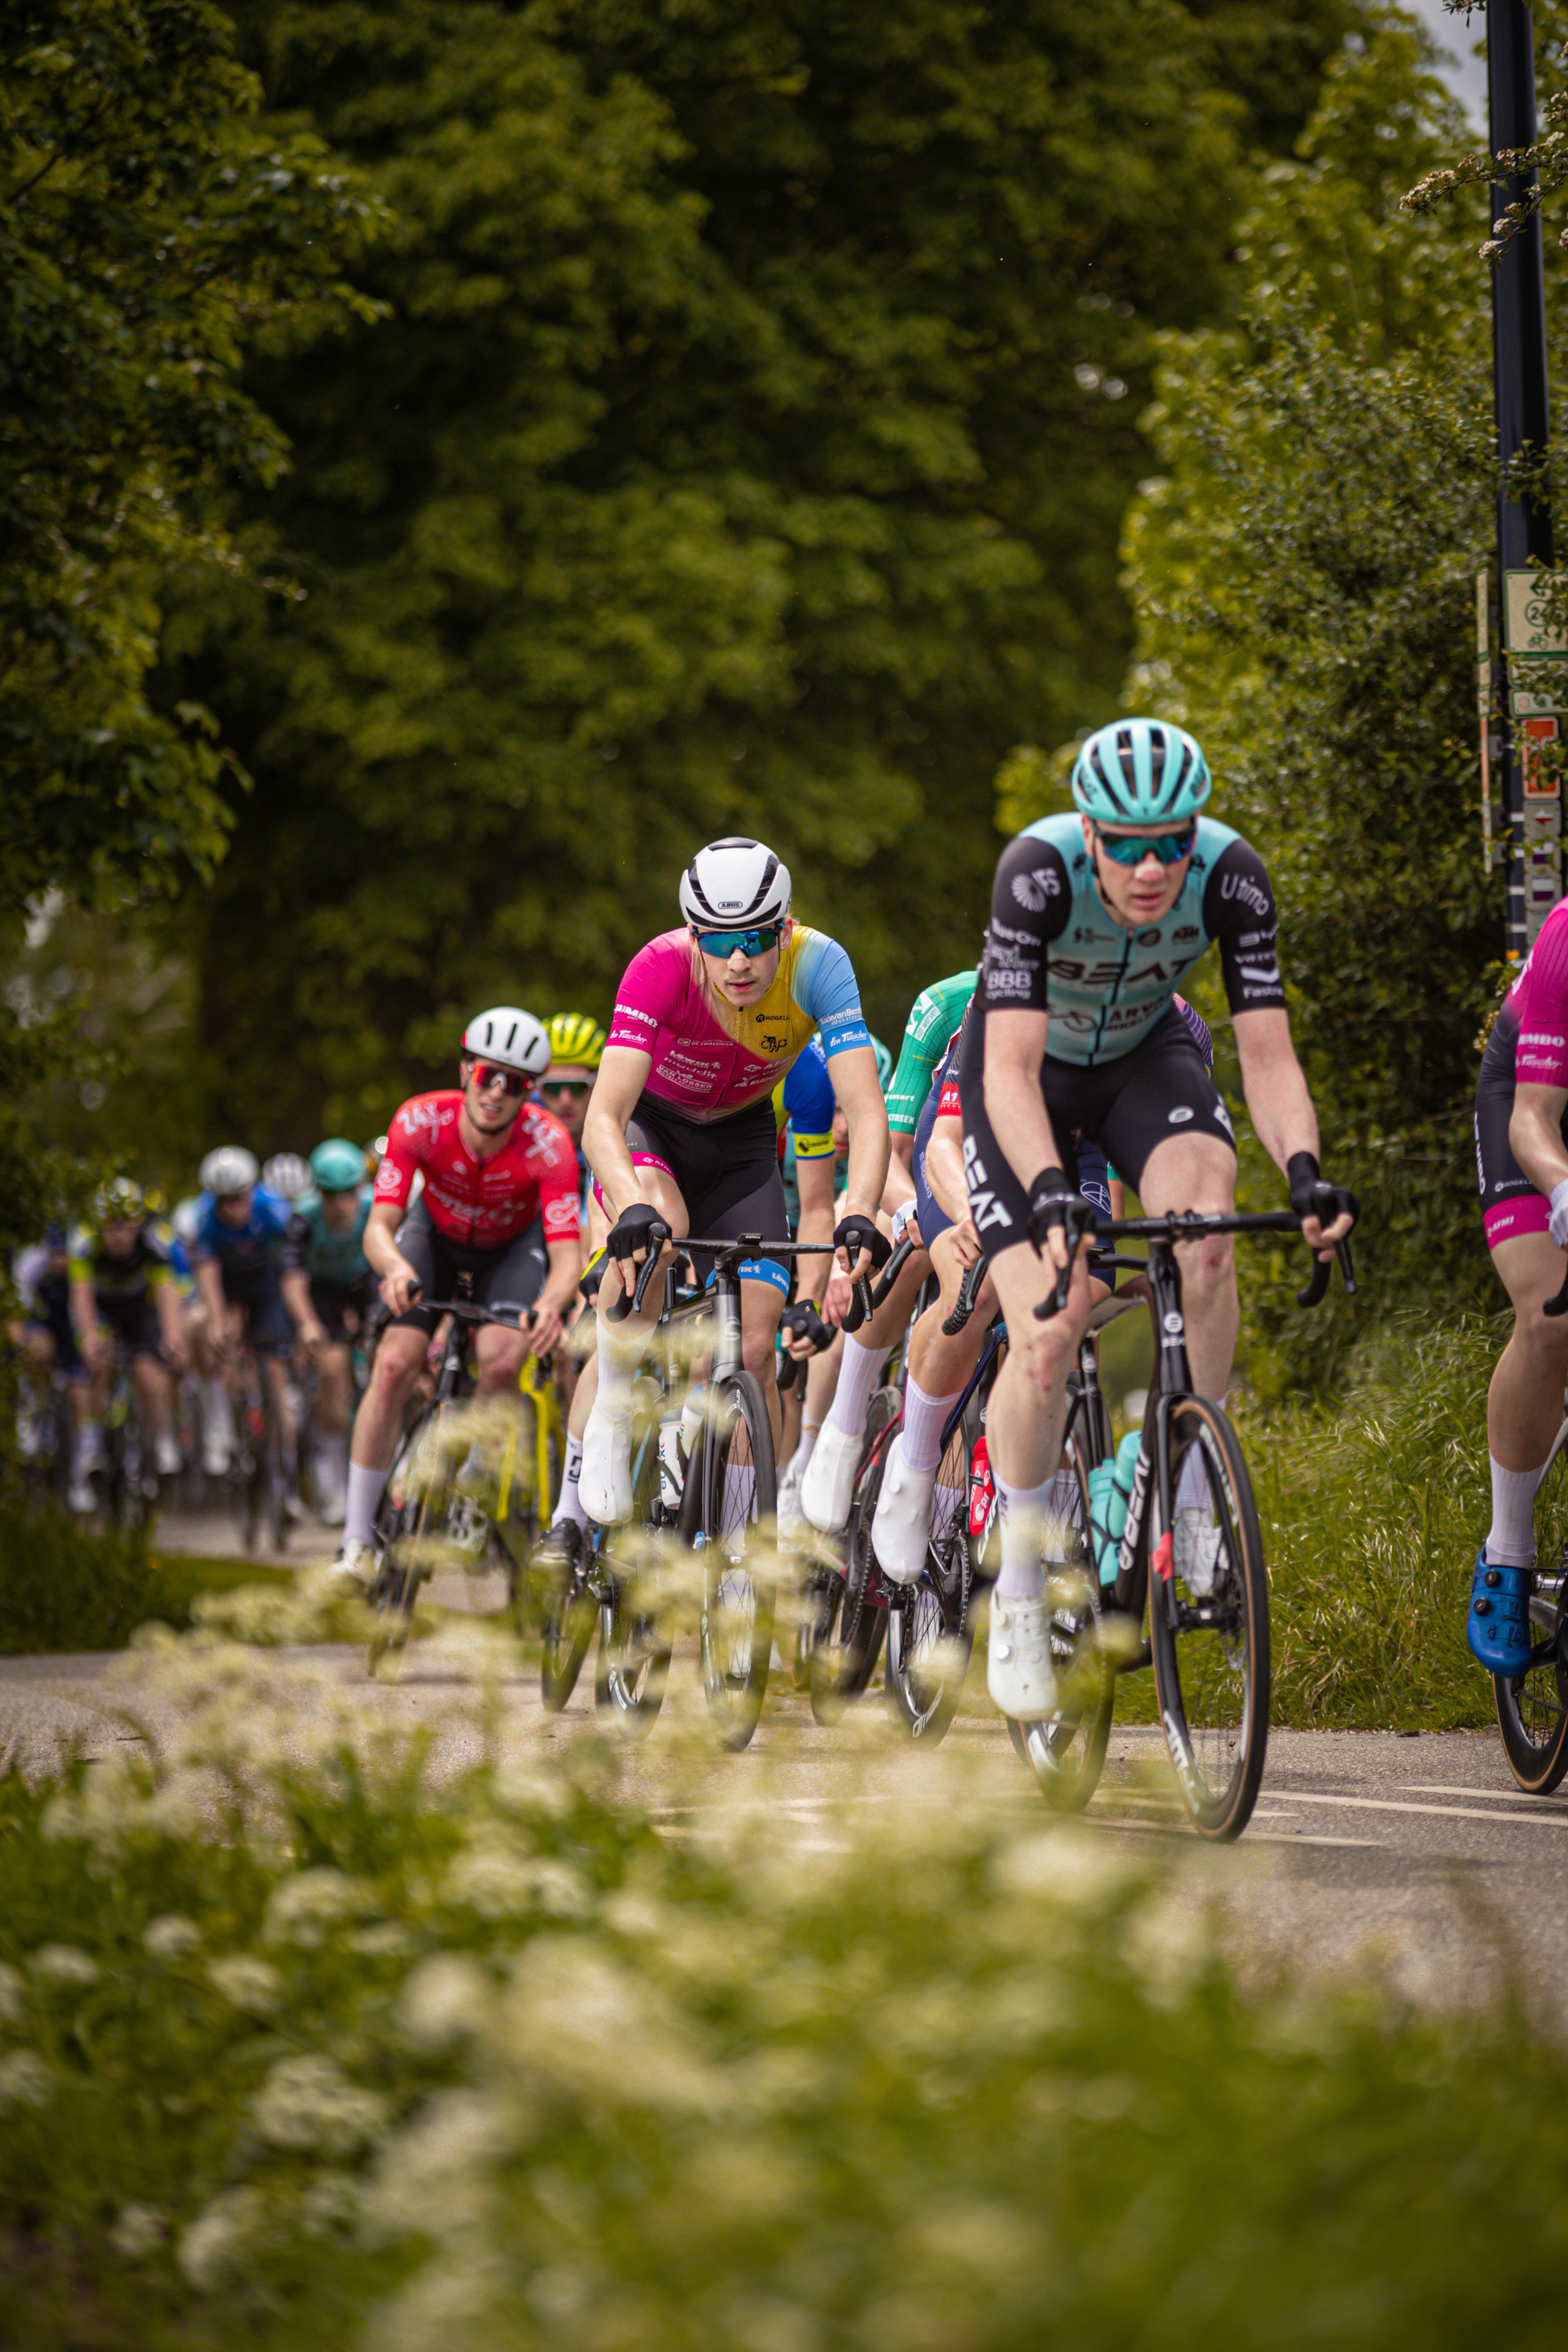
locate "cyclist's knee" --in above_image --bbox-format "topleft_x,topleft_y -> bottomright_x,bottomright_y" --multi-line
740,1323 -> 779,1383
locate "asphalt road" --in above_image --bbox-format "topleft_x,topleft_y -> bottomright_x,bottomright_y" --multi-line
2,1596 -> 1563,2024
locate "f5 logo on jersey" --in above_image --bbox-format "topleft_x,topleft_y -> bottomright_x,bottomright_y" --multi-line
1011,866 -> 1061,913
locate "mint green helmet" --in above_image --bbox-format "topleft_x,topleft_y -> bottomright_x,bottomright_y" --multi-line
1071,719 -> 1210,826
310,1138 -> 365,1194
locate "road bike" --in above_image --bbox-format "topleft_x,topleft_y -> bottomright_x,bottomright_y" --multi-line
1488,1262 -> 1568,1791
585,1229 -> 852,1749
229,1338 -> 290,1555
366,1284 -> 535,1675
998,1203 -> 1355,1840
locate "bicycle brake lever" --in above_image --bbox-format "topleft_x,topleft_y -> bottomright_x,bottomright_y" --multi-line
1336,1236 -> 1356,1298
842,1273 -> 875,1334
602,1227 -> 672,1324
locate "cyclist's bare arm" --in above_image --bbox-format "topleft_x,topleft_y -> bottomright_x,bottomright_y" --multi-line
1511,1080 -> 1568,1198
68,1276 -> 105,1367
280,1266 -> 326,1355
194,1254 -> 227,1338
582,1044 -> 657,1225
794,1150 -> 837,1309
826,1040 -> 891,1274
532,1240 -> 584,1356
154,1279 -> 187,1368
364,1200 -> 421,1313
1232,1007 -> 1350,1249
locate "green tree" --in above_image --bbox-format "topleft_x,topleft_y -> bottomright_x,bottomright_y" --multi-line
1108,19 -> 1536,1382
167,0 -> 1366,1147
0,0 -> 380,1236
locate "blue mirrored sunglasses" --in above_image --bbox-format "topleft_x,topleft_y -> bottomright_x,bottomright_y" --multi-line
691,924 -> 783,959
1093,822 -> 1196,869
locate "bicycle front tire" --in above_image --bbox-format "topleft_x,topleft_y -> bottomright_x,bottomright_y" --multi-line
1495,1431 -> 1568,1792
688,1370 -> 778,1750
1148,1396 -> 1269,1841
1007,1419 -> 1115,1810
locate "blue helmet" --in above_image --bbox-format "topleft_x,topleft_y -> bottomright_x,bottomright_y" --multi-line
1071,719 -> 1210,826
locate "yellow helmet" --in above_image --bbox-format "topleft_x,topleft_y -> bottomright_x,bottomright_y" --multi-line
546,1011 -> 608,1070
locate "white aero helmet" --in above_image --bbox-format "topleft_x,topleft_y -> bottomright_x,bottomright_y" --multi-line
461,1005 -> 550,1076
262,1152 -> 312,1200
679,837 -> 792,933
200,1145 -> 259,1198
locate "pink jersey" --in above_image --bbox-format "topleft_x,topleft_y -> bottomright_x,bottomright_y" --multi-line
605,924 -> 869,1124
374,1092 -> 582,1252
1511,898 -> 1568,1087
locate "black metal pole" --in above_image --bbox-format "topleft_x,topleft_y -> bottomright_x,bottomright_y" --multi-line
1490,0 -> 1554,957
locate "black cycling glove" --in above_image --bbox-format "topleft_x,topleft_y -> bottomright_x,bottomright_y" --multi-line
605,1202 -> 670,1264
1025,1167 -> 1078,1258
1286,1152 -> 1357,1232
780,1301 -> 835,1354
834,1213 -> 891,1273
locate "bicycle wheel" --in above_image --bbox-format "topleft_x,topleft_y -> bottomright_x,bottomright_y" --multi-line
596,1399 -> 673,1736
691,1370 -> 778,1750
884,1412 -> 973,1744
368,1409 -> 448,1676
1494,1420 -> 1568,1793
1005,1420 -> 1115,1811
1148,1397 -> 1269,1841
808,1428 -> 890,1726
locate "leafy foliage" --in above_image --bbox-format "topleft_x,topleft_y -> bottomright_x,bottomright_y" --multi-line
164,0 -> 1367,1143
0,0 -> 383,927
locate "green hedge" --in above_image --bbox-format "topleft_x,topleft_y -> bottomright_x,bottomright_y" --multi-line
0,1504 -> 291,1656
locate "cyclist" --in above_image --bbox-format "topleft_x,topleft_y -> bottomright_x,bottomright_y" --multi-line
536,1013 -> 608,1222
1470,892 -> 1568,1671
9,1225 -> 82,1477
282,1138 -> 376,1526
886,968 -> 978,1174
263,1153 -> 313,1204
960,717 -> 1354,1718
332,1007 -> 583,1584
577,837 -> 890,1525
65,1180 -> 187,1508
190,1146 -> 304,1489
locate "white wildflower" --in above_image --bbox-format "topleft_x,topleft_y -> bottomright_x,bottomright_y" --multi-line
207,1954 -> 282,2013
299,2170 -> 362,2239
143,1915 -> 201,1959
108,2201 -> 166,2259
252,2053 -> 390,2157
0,1962 -> 26,2028
396,1954 -> 492,2051
30,1944 -> 99,1988
507,1936 -> 720,2113
989,1829 -> 1134,1909
348,1919 -> 415,1959
364,2089 -> 515,2243
177,2186 -> 268,2292
0,2050 -> 51,2111
492,1759 -> 568,1819
262,1868 -> 377,1947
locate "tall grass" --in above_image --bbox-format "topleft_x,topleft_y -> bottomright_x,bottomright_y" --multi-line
1,1612 -> 1566,2350
1241,1313 -> 1502,1730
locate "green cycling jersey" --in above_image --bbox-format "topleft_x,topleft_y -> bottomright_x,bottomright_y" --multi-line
885,968 -> 977,1137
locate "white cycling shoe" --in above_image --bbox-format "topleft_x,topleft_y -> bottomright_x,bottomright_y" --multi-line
800,1421 -> 861,1534
579,1399 -> 634,1525
871,1434 -> 935,1586
155,1429 -> 183,1480
1174,1508 -> 1223,1598
986,1592 -> 1059,1721
329,1539 -> 377,1590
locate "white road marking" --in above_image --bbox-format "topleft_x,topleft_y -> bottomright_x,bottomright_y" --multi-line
1399,1783 -> 1568,1809
1272,1790 -> 1568,1829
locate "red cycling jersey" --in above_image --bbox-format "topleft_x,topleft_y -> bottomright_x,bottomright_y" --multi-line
374,1092 -> 582,1253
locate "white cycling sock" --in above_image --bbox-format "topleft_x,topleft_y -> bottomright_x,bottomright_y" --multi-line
319,1433 -> 348,1487
1487,1454 -> 1545,1566
552,1435 -> 587,1530
203,1377 -> 233,1437
593,1308 -> 643,1416
344,1461 -> 389,1548
901,1373 -> 961,1476
1175,1444 -> 1211,1515
993,1473 -> 1054,1601
787,1422 -> 821,1482
825,1333 -> 887,1439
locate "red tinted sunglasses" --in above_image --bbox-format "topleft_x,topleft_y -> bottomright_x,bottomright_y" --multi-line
466,1060 -> 530,1098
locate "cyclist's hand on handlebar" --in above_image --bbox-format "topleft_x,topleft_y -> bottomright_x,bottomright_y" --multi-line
833,1212 -> 891,1284
528,1302 -> 564,1358
780,1300 -> 835,1360
1287,1152 -> 1357,1256
299,1318 -> 329,1363
1025,1167 -> 1080,1273
951,1212 -> 982,1270
379,1261 -> 423,1317
605,1201 -> 670,1276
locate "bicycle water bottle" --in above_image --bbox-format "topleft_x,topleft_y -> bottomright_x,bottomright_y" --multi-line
1087,1430 -> 1142,1587
658,1404 -> 684,1512
968,1433 -> 994,1538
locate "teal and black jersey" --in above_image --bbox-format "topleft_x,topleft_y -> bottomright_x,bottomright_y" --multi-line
977,813 -> 1284,1066
284,1186 -> 373,1287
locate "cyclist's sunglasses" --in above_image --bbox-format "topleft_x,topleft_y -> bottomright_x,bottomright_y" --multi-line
1092,822 -> 1196,869
539,1077 -> 591,1101
465,1060 -> 530,1097
691,923 -> 784,960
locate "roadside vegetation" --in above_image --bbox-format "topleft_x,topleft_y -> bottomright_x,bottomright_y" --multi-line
1,1619 -> 1565,2351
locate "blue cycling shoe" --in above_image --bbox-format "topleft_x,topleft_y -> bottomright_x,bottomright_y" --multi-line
1466,1547 -> 1535,1678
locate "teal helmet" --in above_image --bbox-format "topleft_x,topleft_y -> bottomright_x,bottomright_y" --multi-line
871,1035 -> 893,1094
1071,719 -> 1210,826
310,1137 -> 365,1194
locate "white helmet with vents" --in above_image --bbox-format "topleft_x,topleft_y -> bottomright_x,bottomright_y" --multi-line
679,838 -> 792,933
200,1145 -> 259,1198
460,1006 -> 550,1076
